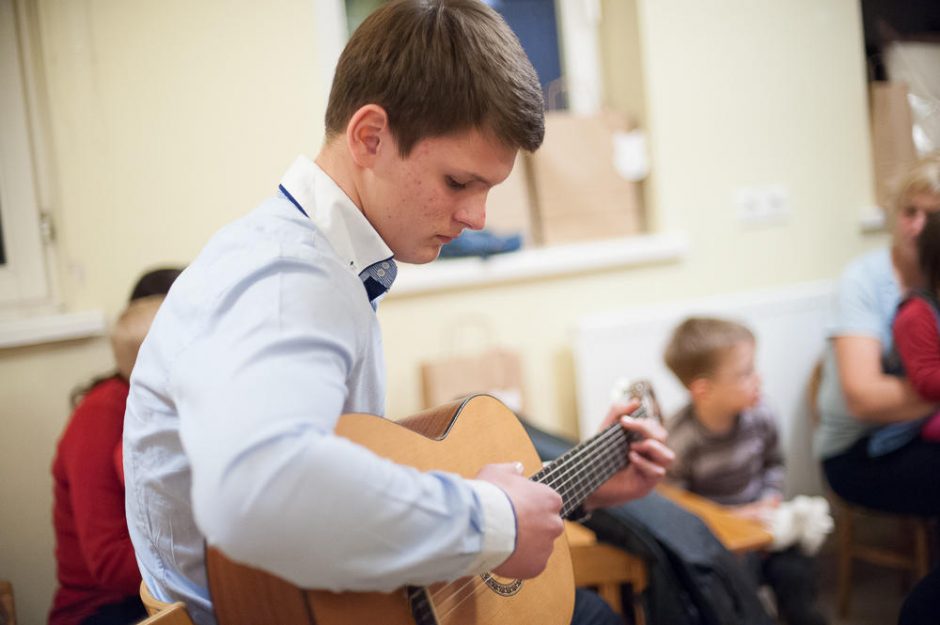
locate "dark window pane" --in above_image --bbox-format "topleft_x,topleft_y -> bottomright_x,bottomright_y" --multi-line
487,0 -> 565,109
0,205 -> 6,266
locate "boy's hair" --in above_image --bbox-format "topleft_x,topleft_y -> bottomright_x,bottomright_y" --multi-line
918,210 -> 940,294
325,0 -> 545,157
664,317 -> 755,387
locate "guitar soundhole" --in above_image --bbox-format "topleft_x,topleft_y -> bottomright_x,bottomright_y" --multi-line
479,572 -> 524,597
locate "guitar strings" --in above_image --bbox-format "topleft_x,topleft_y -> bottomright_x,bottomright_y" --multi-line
550,437 -> 630,513
427,435 -> 630,617
541,426 -> 629,511
425,413 -> 647,620
435,572 -> 516,623
432,577 -> 489,622
538,409 -> 646,504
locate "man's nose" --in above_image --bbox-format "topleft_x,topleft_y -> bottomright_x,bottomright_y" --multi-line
457,197 -> 486,231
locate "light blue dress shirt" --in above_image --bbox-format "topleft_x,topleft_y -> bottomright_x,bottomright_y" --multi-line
124,156 -> 515,625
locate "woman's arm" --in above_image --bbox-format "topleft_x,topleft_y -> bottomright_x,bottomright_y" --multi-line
834,335 -> 934,423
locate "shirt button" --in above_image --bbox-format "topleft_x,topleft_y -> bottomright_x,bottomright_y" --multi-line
381,262 -> 390,269
376,268 -> 386,278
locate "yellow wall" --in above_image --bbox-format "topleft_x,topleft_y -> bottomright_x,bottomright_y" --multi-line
0,1 -> 884,623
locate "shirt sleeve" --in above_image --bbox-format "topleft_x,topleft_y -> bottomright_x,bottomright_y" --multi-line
894,298 -> 940,401
175,257 -> 515,592
829,258 -> 883,339
62,385 -> 142,596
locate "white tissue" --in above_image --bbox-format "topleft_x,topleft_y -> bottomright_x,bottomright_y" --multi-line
768,496 -> 834,556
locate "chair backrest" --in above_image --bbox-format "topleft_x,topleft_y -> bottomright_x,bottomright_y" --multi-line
139,582 -> 195,625
807,357 -> 824,428
140,580 -> 168,616
136,602 -> 194,625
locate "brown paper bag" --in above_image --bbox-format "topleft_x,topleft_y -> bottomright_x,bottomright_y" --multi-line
485,153 -> 537,245
527,111 -> 643,245
870,82 -> 917,210
419,348 -> 525,412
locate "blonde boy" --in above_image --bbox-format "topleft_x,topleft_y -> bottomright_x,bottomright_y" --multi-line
663,316 -> 827,625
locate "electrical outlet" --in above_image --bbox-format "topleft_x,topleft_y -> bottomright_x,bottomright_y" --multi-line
736,184 -> 790,225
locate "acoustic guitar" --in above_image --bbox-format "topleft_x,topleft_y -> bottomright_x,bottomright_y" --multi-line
206,394 -> 646,625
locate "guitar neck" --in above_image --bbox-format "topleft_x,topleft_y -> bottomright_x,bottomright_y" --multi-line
530,407 -> 647,519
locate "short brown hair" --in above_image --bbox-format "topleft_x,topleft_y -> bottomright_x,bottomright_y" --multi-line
664,317 -> 755,387
325,0 -> 544,156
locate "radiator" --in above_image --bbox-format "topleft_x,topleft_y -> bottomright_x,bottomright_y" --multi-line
573,280 -> 833,497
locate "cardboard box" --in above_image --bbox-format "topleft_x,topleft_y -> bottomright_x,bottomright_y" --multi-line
870,81 -> 917,210
484,153 -> 537,245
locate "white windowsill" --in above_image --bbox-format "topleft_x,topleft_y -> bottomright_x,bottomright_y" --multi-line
390,232 -> 688,297
0,236 -> 688,344
0,310 -> 107,349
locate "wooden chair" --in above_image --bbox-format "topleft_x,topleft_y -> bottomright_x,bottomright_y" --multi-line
136,603 -> 194,625
833,500 -> 932,617
0,580 -> 16,625
139,581 -> 195,625
807,359 -> 934,618
565,521 -> 648,625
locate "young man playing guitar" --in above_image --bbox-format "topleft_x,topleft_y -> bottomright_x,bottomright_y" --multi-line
123,1 -> 673,624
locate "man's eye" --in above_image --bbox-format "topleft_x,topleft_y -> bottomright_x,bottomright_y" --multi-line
445,176 -> 467,190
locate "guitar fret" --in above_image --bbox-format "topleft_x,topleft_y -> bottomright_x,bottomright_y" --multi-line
407,586 -> 439,625
534,407 -> 647,516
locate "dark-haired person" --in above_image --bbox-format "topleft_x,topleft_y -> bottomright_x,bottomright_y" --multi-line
122,2 -> 672,624
49,269 -> 180,625
892,204 -> 940,625
127,267 -> 182,302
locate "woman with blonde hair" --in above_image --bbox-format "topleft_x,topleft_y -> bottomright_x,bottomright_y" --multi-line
814,153 -> 940,515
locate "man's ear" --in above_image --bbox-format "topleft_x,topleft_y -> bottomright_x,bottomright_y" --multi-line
346,104 -> 392,168
689,377 -> 710,402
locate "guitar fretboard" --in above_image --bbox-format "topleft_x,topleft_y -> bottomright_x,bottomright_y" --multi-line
530,407 -> 647,518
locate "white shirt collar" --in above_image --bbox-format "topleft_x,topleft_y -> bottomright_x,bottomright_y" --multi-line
279,155 -> 393,275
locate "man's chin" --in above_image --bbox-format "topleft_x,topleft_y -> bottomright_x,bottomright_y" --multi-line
397,246 -> 441,265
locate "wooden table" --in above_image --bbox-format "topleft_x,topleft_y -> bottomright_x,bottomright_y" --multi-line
656,483 -> 774,554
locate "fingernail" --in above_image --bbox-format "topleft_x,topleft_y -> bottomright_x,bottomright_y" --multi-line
514,462 -> 524,474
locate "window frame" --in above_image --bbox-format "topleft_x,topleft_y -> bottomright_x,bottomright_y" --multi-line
0,0 -> 51,309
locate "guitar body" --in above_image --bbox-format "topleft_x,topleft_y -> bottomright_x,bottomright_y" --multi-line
207,395 -> 575,625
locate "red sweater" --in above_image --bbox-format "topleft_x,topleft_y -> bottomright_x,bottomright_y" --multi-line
893,297 -> 940,401
49,377 -> 142,625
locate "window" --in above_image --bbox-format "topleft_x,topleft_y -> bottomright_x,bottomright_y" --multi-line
0,0 -> 50,308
